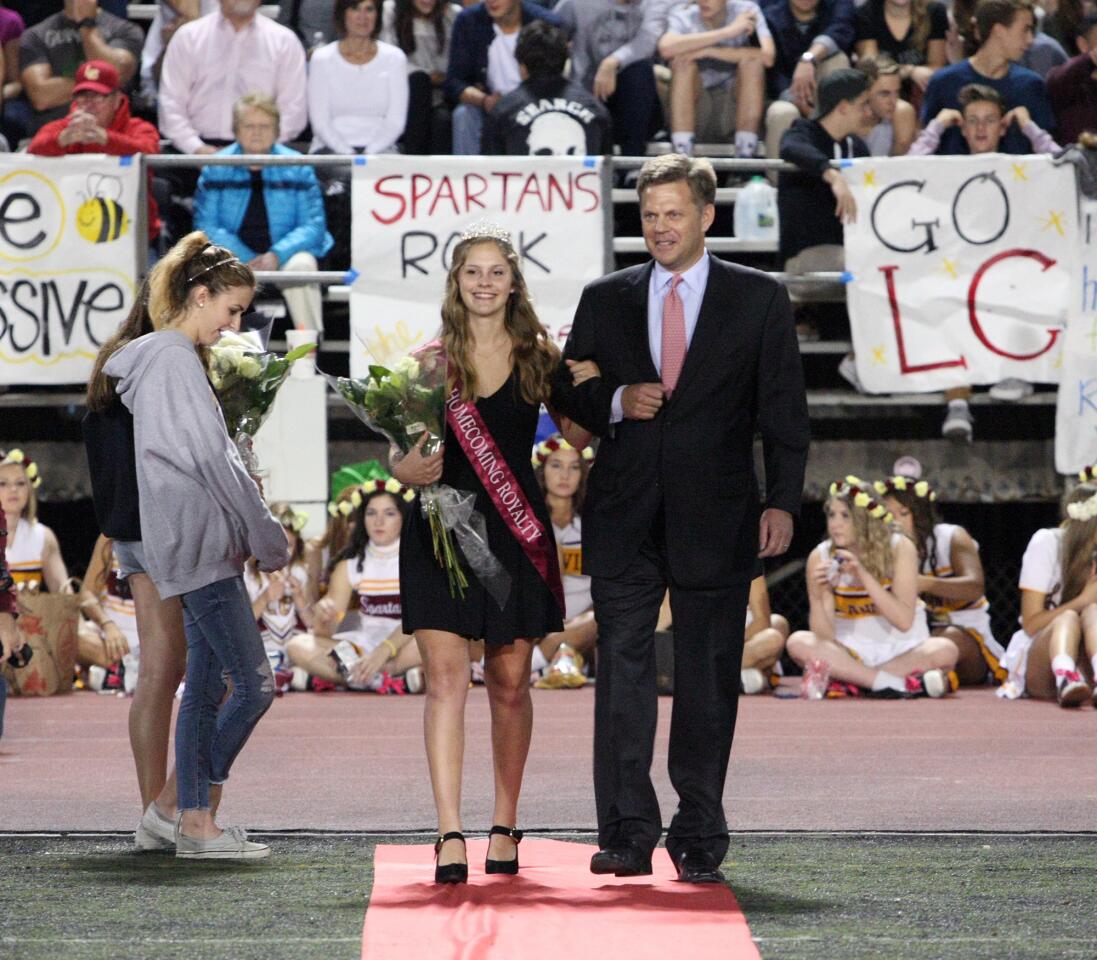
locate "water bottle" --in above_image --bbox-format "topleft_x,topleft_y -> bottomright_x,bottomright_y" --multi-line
733,175 -> 779,242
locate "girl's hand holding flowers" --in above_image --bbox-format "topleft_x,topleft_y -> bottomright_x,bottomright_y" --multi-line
391,434 -> 444,487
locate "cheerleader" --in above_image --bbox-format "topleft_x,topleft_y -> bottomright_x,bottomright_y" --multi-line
740,577 -> 791,694
0,450 -> 68,593
787,476 -> 959,697
531,434 -> 597,689
998,474 -> 1097,706
876,475 -> 1006,687
304,484 -> 360,604
77,536 -> 141,692
244,503 -> 315,689
287,481 -> 423,691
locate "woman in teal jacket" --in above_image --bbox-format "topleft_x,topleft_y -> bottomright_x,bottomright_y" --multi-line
195,93 -> 334,331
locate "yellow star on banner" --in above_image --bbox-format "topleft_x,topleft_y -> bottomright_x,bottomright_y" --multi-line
941,258 -> 959,279
1011,162 -> 1028,181
1039,210 -> 1066,237
871,345 -> 887,365
862,169 -> 877,188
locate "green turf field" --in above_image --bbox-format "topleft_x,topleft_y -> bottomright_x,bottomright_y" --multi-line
2,834 -> 1095,959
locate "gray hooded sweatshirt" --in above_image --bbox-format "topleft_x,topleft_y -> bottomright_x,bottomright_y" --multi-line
104,329 -> 289,599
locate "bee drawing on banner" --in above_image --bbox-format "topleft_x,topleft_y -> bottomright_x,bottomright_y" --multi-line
76,173 -> 130,243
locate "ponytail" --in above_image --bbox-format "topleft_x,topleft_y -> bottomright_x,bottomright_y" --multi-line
147,230 -> 255,328
86,277 -> 154,412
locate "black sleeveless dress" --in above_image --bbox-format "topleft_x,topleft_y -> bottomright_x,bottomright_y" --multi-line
400,371 -> 564,645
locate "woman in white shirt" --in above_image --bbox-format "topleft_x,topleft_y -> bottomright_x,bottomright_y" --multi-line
380,0 -> 459,153
877,474 -> 1005,687
998,477 -> 1097,706
307,0 -> 410,154
531,435 -> 596,689
787,476 -> 959,698
287,481 -> 423,691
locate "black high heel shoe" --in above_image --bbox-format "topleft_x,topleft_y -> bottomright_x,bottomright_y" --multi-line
434,831 -> 468,884
485,825 -> 523,875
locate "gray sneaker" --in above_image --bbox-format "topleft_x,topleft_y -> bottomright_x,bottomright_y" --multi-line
135,802 -> 176,852
941,403 -> 974,442
176,825 -> 271,860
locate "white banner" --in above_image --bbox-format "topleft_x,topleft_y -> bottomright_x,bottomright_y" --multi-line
0,155 -> 138,384
1056,198 -> 1097,474
844,155 -> 1076,393
349,155 -> 607,376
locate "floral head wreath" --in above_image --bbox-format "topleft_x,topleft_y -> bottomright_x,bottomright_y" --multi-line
328,478 -> 415,517
873,475 -> 937,502
532,434 -> 595,467
277,508 -> 309,534
0,449 -> 42,488
828,475 -> 893,524
1078,465 -> 1097,484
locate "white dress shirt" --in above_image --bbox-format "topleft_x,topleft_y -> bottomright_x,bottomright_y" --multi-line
610,251 -> 711,423
158,11 -> 308,153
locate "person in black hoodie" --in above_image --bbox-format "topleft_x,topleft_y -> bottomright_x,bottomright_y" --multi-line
777,67 -> 870,273
482,20 -> 612,155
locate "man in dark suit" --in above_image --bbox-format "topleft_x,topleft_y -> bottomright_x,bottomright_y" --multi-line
553,154 -> 810,884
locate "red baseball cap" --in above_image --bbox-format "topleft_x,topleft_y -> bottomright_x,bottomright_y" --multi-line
73,60 -> 120,95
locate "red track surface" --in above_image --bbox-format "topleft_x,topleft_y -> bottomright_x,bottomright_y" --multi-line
1,686 -> 1093,832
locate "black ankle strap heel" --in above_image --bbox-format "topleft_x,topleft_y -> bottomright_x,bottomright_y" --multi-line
434,831 -> 468,884
485,825 -> 523,875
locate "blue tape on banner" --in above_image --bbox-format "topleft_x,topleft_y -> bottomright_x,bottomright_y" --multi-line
344,268 -> 360,284
354,156 -> 366,165
119,155 -> 133,166
583,157 -> 595,168
840,271 -> 854,284
839,159 -> 853,169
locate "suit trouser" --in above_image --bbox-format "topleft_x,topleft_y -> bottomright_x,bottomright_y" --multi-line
591,523 -> 752,863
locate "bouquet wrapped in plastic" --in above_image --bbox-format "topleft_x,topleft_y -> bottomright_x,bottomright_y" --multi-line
209,332 -> 317,472
325,343 -> 510,607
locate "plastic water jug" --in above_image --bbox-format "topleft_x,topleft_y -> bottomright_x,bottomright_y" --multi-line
733,176 -> 779,242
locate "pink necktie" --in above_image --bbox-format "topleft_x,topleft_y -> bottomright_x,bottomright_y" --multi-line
661,275 -> 686,396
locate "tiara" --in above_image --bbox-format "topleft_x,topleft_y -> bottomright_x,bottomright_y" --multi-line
828,475 -> 893,524
460,220 -> 513,245
187,256 -> 239,283
532,434 -> 595,466
0,449 -> 42,488
873,476 -> 936,502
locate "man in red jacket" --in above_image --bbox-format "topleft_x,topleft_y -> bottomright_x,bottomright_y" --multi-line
28,59 -> 161,241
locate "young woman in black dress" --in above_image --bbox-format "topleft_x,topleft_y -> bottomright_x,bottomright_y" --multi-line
391,225 -> 591,884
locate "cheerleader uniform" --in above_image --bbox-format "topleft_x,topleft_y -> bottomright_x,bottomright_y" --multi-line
5,519 -> 46,589
816,536 -> 930,667
554,516 -> 592,622
245,562 -> 309,672
100,554 -> 140,656
921,523 -> 1006,681
334,541 -> 402,655
998,527 -> 1062,699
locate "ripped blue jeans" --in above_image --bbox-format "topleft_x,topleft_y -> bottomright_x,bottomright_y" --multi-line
176,575 -> 275,811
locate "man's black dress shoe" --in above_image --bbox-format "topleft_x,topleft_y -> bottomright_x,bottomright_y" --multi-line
590,845 -> 653,877
672,849 -> 725,884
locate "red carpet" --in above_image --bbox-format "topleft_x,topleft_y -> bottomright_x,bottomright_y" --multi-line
361,838 -> 759,960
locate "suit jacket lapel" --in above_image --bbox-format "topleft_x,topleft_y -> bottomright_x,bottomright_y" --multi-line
672,259 -> 727,399
626,262 -> 659,382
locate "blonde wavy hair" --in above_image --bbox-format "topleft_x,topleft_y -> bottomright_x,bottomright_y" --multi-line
441,236 -> 559,404
826,492 -> 895,583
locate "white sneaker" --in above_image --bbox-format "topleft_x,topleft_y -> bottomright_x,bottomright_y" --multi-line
741,668 -> 766,695
135,802 -> 176,852
176,825 -> 271,860
941,403 -> 973,442
404,666 -> 424,694
989,378 -> 1033,402
837,354 -> 864,392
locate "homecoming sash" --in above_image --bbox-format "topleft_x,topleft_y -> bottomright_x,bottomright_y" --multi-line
446,382 -> 565,614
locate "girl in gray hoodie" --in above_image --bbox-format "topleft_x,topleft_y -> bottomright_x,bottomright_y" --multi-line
104,232 -> 290,860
